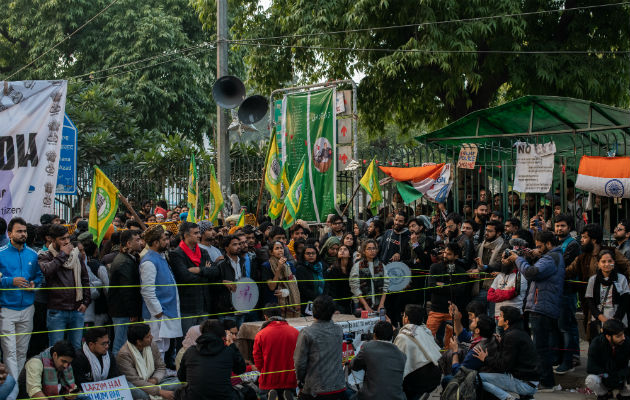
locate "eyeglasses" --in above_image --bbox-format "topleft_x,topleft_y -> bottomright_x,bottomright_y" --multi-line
615,227 -> 625,232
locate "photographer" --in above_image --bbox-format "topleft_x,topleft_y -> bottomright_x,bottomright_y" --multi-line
487,243 -> 527,325
586,319 -> 630,400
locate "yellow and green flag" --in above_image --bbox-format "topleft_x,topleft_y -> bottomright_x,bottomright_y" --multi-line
264,133 -> 282,200
282,209 -> 294,229
88,167 -> 120,246
207,164 -> 224,223
186,154 -> 198,222
237,209 -> 245,227
359,157 -> 383,215
284,156 -> 305,220
268,197 -> 284,220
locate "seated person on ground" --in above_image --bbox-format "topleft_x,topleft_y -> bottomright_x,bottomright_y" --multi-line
586,319 -> 630,400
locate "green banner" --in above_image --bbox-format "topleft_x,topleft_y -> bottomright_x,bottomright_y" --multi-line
282,89 -> 337,222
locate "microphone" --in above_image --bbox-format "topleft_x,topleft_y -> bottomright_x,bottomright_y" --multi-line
509,237 -> 529,248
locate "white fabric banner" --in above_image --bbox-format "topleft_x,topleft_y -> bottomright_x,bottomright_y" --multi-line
0,80 -> 67,223
513,141 -> 556,193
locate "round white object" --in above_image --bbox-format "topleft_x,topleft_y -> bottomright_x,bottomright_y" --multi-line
384,262 -> 411,292
231,277 -> 259,312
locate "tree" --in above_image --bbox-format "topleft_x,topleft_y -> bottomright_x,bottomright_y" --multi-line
211,0 -> 629,138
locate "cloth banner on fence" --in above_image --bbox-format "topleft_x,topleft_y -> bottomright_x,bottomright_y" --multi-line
513,141 -> 556,193
0,80 -> 67,223
281,88 -> 338,222
80,375 -> 133,400
379,163 -> 452,204
576,155 -> 630,198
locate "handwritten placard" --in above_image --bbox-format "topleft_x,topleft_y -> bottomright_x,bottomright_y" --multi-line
457,144 -> 478,169
81,376 -> 133,400
231,278 -> 260,312
513,141 -> 556,193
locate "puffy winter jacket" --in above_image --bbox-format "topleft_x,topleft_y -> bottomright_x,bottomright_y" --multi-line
0,243 -> 43,310
515,247 -> 564,319
253,319 -> 299,390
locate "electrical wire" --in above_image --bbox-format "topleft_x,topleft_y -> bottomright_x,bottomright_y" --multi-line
4,0 -> 121,81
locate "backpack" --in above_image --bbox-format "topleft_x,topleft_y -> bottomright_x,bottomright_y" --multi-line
440,367 -> 480,400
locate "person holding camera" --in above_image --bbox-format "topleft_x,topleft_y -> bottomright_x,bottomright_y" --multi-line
585,319 -> 630,400
349,321 -> 406,400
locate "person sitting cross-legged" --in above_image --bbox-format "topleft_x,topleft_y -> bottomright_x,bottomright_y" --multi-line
474,306 -> 539,400
585,319 -> 630,400
116,323 -> 181,400
72,327 -> 120,387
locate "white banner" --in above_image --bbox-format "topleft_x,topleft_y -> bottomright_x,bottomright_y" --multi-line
0,80 -> 67,223
81,375 -> 133,400
513,141 -> 556,193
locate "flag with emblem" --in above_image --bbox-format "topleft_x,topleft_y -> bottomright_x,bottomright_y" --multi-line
186,154 -> 198,222
237,209 -> 245,227
264,133 -> 282,200
576,156 -> 630,198
207,164 -> 224,223
284,156 -> 306,220
268,197 -> 284,220
359,158 -> 382,214
88,167 -> 120,246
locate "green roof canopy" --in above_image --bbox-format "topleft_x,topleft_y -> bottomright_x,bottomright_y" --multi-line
416,96 -> 630,155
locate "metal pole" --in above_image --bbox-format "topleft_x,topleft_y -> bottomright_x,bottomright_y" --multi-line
216,0 -> 231,198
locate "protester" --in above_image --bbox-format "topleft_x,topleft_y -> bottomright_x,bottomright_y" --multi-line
294,295 -> 345,400
350,239 -> 388,314
72,327 -> 120,386
198,220 -> 224,263
475,306 -> 539,400
117,323 -> 180,400
262,241 -> 301,318
615,220 -> 630,261
319,237 -> 341,269
108,230 -> 144,355
506,231 -> 564,391
585,319 -> 630,400
487,254 -> 527,323
0,217 -> 43,387
175,325 -> 201,371
379,211 -> 411,264
253,306 -> 299,400
324,244 -> 353,314
139,225 -> 182,358
38,224 -> 90,350
177,319 -> 246,400
473,220 -> 508,314
393,304 -> 441,400
295,244 -> 326,312
214,235 -> 246,325
18,340 -> 78,400
349,321 -> 406,400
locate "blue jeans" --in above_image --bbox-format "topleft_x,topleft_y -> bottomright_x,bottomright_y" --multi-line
1,375 -> 17,400
47,309 -> 84,349
112,317 -> 133,356
529,312 -> 556,387
479,373 -> 537,400
558,293 -> 579,367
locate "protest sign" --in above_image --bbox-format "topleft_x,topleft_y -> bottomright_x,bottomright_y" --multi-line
513,141 -> 556,193
457,144 -> 478,169
80,376 -> 133,400
0,80 -> 67,223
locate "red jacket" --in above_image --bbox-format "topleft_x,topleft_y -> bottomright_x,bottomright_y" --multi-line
253,319 -> 299,390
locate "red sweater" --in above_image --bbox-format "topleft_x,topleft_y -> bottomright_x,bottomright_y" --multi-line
253,320 -> 299,390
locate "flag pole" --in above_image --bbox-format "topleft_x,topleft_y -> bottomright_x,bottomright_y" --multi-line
117,193 -> 147,230
341,184 -> 361,217
255,164 -> 266,222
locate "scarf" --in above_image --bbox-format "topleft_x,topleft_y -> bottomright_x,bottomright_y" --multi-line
49,246 -> 83,301
592,269 -> 622,307
320,237 -> 341,266
127,341 -> 155,381
38,347 -> 76,396
305,261 -> 325,296
82,343 -> 110,382
182,325 -> 202,349
269,256 -> 301,318
179,240 -> 201,266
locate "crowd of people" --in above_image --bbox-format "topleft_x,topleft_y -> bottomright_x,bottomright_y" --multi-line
0,189 -> 629,400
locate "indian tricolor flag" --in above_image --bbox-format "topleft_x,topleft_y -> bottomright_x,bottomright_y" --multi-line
379,163 -> 452,204
576,156 -> 630,198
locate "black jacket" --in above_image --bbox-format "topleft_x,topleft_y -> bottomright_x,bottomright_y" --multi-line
213,256 -> 246,314
484,324 -> 539,381
108,252 -> 142,318
587,333 -> 630,389
177,333 -> 246,400
168,246 -> 219,315
296,261 -> 326,307
379,228 -> 411,264
72,350 -> 120,386
427,260 -> 469,313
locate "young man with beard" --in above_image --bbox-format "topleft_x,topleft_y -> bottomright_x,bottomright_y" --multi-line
505,232 -> 564,392
614,220 -> 630,260
38,224 -> 91,350
0,217 -> 43,387
472,221 -> 508,315
380,212 -> 411,325
444,213 -> 475,269
139,225 -> 182,359
197,221 -> 223,263
427,243 -> 469,346
214,235 -> 246,326
504,218 -> 521,242
566,224 -> 630,337
367,219 -> 384,250
472,201 -> 489,247
169,222 -> 219,338
553,214 -> 581,375
585,319 -> 630,400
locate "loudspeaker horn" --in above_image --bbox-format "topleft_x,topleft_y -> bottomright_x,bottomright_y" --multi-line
238,95 -> 268,124
212,75 -> 246,109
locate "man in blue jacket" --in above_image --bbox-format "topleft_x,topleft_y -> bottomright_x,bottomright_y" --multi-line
0,217 -> 43,388
506,231 -> 564,392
